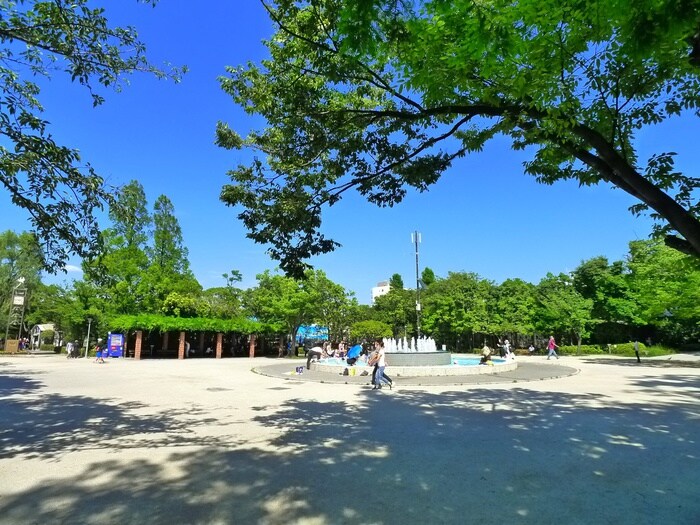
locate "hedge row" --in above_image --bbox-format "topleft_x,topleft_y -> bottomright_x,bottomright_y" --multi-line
558,343 -> 672,357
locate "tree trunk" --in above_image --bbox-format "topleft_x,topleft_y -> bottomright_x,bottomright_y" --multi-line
572,124 -> 700,257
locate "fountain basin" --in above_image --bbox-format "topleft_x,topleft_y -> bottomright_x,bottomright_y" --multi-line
310,354 -> 517,377
385,351 -> 452,366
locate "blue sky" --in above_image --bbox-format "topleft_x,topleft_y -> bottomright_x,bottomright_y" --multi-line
1,1 -> 697,304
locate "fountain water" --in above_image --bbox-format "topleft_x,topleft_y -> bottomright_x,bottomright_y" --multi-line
381,336 -> 451,367
383,336 -> 438,353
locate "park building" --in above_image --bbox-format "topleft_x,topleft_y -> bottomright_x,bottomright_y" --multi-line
371,281 -> 390,303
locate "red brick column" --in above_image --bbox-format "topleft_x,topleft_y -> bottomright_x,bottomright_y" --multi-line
178,331 -> 185,360
134,331 -> 143,360
216,332 -> 223,359
249,334 -> 256,358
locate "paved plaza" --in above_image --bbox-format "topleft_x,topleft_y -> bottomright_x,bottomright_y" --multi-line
1,353 -> 699,524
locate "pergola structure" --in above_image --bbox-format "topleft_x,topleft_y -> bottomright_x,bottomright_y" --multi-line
108,314 -> 270,360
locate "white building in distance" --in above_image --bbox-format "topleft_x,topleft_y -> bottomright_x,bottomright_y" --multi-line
371,281 -> 391,303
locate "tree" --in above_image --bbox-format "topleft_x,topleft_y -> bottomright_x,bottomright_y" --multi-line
138,195 -> 200,312
388,273 -> 404,290
69,278 -> 108,344
161,292 -> 206,318
201,270 -> 244,319
245,270 -> 316,355
349,320 -> 392,340
24,283 -> 74,339
372,286 -> 415,338
0,230 -> 43,292
626,240 -> 700,343
535,273 -> 594,350
493,278 -> 536,340
421,271 -> 494,350
421,267 -> 436,288
109,180 -> 151,250
81,182 -> 151,315
0,1 -> 183,272
149,195 -> 189,274
219,0 -> 700,277
572,256 -> 642,340
0,230 -> 44,335
304,269 -> 357,341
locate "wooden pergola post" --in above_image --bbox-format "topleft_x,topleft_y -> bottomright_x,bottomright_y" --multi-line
178,331 -> 185,360
163,332 -> 169,353
216,332 -> 223,359
199,331 -> 205,352
134,330 -> 143,360
249,334 -> 256,358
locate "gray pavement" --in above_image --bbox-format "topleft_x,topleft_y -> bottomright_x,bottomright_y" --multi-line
254,358 -> 580,386
1,353 -> 699,524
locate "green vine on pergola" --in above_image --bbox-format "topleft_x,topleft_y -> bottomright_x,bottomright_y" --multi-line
108,314 -> 277,335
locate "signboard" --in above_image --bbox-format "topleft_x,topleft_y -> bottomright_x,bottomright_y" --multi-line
107,333 -> 124,358
12,293 -> 25,306
296,325 -> 329,342
5,340 -> 19,353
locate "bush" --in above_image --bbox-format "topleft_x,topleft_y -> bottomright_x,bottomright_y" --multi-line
558,342 -> 674,357
558,344 -> 605,355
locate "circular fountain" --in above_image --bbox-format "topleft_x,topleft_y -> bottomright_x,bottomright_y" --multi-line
310,337 -> 517,377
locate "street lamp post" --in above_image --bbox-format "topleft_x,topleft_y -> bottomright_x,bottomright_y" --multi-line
412,231 -> 422,338
4,277 -> 27,347
84,317 -> 93,358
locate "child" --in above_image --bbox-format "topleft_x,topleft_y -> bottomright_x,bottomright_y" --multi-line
95,339 -> 106,363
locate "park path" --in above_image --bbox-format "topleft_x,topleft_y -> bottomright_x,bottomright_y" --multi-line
0,354 -> 698,524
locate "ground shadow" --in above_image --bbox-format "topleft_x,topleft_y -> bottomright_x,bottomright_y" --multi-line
581,357 -> 700,369
0,368 -> 698,524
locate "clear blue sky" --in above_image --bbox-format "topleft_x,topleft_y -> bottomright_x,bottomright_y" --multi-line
1,1 -> 697,303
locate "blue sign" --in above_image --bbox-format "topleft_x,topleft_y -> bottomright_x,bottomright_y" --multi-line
296,325 -> 329,342
107,333 -> 124,357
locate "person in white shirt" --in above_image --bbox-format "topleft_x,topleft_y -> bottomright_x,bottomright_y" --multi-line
503,339 -> 515,360
371,340 -> 392,390
306,345 -> 324,369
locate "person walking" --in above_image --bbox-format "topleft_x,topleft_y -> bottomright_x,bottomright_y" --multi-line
372,340 -> 392,390
94,338 -> 106,363
547,335 -> 560,360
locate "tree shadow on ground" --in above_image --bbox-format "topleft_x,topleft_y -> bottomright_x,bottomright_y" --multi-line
0,369 -> 43,397
0,373 -> 243,461
581,358 -> 700,369
0,371 -> 698,524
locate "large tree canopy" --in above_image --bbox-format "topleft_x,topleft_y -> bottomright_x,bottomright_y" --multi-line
0,0 -> 183,272
219,0 -> 700,277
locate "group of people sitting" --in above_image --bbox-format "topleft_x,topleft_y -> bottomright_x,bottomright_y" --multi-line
305,340 -> 393,390
481,338 -> 519,364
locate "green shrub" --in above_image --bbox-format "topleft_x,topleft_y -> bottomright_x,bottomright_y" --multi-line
558,344 -> 605,355
558,342 -> 675,357
642,345 -> 677,357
